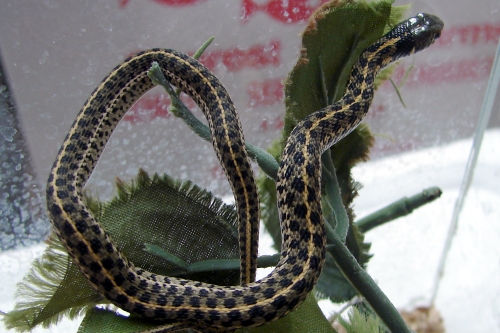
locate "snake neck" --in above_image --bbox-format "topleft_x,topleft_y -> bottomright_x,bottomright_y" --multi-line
275,17 -> 426,262
276,14 -> 444,264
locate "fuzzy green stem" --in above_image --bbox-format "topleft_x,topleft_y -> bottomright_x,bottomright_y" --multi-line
326,229 -> 412,333
356,187 -> 442,233
145,244 -> 337,276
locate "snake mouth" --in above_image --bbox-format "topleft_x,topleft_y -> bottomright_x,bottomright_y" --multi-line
407,13 -> 444,51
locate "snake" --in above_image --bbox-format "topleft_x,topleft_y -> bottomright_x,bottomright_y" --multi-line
46,12 -> 443,333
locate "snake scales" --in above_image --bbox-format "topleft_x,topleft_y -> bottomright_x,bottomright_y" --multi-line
46,13 -> 443,332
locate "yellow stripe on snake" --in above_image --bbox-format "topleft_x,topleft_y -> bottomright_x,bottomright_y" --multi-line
46,13 -> 443,333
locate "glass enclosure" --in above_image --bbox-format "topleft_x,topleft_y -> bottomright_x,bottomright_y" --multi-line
0,0 -> 499,332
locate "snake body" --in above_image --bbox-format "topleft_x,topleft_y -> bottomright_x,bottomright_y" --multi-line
47,13 -> 442,332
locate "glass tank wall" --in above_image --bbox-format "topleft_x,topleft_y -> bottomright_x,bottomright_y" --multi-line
0,0 -> 499,332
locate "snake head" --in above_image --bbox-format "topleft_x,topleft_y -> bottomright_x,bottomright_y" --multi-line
406,13 -> 444,51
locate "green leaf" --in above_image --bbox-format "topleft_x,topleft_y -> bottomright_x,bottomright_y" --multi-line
88,170 -> 241,285
282,0 -> 396,137
241,293 -> 337,333
77,308 -> 160,333
77,293 -> 337,333
2,236 -> 102,332
4,170 -> 241,332
338,307 -> 386,333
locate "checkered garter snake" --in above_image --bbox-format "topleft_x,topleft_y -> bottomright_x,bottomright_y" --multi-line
46,13 -> 443,333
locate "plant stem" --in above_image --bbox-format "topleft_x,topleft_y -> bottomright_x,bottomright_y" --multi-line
356,187 -> 442,233
321,150 -> 349,241
326,229 -> 412,333
145,244 -> 337,276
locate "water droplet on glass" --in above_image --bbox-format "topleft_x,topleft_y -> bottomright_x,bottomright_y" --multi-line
126,167 -> 137,175
0,126 -> 17,142
99,19 -> 112,32
82,77 -> 95,86
39,50 -> 49,65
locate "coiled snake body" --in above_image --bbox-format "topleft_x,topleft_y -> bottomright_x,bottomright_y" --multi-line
46,13 -> 443,332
